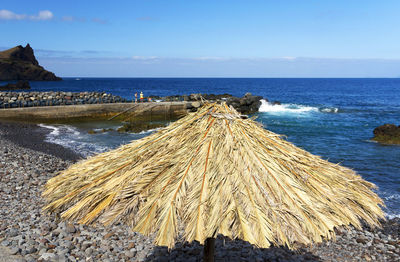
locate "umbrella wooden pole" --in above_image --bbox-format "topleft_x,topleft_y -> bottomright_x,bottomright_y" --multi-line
203,237 -> 215,262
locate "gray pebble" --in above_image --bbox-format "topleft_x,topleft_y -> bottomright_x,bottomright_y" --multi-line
9,229 -> 19,237
124,250 -> 135,258
65,223 -> 76,234
40,252 -> 58,260
9,247 -> 20,255
85,247 -> 93,256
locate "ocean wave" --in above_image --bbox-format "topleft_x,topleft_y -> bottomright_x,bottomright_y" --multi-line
381,192 -> 400,218
383,194 -> 400,200
385,213 -> 400,219
38,123 -> 164,157
138,127 -> 164,134
38,124 -> 61,136
319,107 -> 339,113
259,100 -> 339,115
48,137 -> 109,157
259,100 -> 318,114
38,124 -> 110,157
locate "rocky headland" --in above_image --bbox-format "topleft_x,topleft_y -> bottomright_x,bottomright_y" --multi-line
0,44 -> 61,81
372,124 -> 400,145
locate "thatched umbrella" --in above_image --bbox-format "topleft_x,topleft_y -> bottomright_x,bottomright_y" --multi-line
43,103 -> 384,261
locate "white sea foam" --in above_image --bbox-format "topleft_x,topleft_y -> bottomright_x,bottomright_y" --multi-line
138,127 -> 164,134
38,124 -> 110,157
259,100 -> 318,114
38,124 -> 60,136
385,213 -> 400,219
259,100 -> 339,115
381,193 -> 400,218
384,194 -> 400,200
319,107 -> 339,113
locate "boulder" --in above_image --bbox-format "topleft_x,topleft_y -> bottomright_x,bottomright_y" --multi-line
189,93 -> 202,101
191,101 -> 201,108
0,44 -> 61,81
227,93 -> 262,114
372,124 -> 400,145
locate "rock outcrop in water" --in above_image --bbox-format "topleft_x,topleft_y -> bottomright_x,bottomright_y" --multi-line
152,93 -> 263,114
0,80 -> 31,91
226,92 -> 263,114
372,124 -> 400,145
0,44 -> 61,81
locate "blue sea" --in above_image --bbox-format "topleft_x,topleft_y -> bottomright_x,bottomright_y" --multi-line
16,78 -> 400,218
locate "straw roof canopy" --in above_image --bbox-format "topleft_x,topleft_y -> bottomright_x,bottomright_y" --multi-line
43,103 -> 385,249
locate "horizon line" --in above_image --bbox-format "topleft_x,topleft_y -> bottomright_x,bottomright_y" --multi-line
55,76 -> 400,79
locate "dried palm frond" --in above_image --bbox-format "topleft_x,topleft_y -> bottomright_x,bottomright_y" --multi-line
42,103 -> 385,249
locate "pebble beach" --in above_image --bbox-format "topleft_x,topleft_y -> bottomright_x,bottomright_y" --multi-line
0,122 -> 399,262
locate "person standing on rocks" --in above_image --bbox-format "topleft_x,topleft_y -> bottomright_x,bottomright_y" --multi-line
140,91 -> 144,102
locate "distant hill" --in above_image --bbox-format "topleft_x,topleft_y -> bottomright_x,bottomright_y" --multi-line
0,44 -> 61,81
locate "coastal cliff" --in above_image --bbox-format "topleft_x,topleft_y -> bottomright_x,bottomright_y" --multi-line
0,44 -> 61,81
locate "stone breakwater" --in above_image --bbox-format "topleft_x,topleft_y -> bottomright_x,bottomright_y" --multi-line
0,91 -> 128,109
0,92 -> 264,114
0,124 -> 399,261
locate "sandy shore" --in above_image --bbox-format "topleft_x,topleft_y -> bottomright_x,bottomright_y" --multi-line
0,121 -> 399,261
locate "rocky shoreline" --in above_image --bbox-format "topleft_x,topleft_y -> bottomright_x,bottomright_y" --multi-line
0,122 -> 399,261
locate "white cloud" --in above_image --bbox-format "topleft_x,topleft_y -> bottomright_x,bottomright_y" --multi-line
0,9 -> 53,21
91,18 -> 107,24
61,16 -> 86,23
192,56 -> 230,61
132,56 -> 159,60
41,56 -> 400,77
61,16 -> 75,22
0,9 -> 24,20
281,56 -> 297,61
35,10 -> 53,20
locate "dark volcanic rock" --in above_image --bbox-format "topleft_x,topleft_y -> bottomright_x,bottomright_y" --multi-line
0,44 -> 61,81
183,93 -> 262,114
0,80 -> 31,91
373,124 -> 400,144
150,93 -> 263,114
226,92 -> 263,114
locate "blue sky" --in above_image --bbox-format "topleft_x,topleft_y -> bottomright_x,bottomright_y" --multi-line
1,0 -> 400,77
